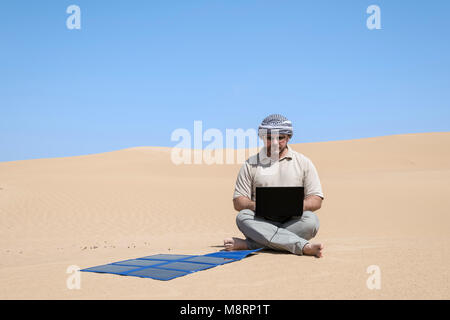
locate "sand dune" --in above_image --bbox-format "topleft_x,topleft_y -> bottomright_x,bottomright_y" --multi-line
0,132 -> 449,299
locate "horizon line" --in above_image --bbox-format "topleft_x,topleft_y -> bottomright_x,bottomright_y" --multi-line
1,131 -> 449,164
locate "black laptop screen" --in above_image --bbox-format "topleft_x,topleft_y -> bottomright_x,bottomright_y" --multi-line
255,186 -> 304,219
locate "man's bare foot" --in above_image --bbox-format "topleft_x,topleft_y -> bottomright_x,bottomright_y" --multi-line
224,237 -> 248,251
302,243 -> 324,258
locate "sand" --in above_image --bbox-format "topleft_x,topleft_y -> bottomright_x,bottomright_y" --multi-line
0,132 -> 449,299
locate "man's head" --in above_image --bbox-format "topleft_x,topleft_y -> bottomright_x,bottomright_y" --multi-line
258,114 -> 293,156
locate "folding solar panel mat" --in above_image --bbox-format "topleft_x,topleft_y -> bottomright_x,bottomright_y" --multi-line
81,249 -> 261,281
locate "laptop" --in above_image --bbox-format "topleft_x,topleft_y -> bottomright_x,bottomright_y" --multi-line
255,186 -> 304,222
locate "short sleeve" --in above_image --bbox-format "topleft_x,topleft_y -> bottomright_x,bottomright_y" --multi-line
233,162 -> 253,200
303,158 -> 324,199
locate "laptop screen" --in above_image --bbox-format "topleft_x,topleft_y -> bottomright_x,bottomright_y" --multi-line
255,187 -> 304,220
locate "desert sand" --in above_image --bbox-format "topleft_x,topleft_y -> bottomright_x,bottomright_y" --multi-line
0,132 -> 449,299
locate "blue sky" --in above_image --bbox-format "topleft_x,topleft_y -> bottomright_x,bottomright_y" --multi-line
1,0 -> 449,162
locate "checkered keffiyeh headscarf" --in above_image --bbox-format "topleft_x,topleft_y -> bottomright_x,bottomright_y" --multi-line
258,114 -> 293,137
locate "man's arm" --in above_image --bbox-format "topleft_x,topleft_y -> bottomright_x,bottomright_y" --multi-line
233,196 -> 256,212
303,195 -> 322,212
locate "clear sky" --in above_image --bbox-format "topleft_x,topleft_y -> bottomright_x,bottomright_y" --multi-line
1,0 -> 449,162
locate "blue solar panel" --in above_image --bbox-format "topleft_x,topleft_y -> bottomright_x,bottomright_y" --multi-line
127,267 -> 189,281
205,249 -> 260,260
82,264 -> 139,275
184,256 -> 233,265
155,261 -> 214,272
140,254 -> 195,261
81,248 -> 262,281
112,259 -> 167,267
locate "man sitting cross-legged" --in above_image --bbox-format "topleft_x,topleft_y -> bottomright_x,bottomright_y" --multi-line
224,114 -> 324,258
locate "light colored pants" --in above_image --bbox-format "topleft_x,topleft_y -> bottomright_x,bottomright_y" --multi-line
236,209 -> 320,255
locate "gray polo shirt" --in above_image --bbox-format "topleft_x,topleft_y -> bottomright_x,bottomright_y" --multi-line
233,145 -> 324,202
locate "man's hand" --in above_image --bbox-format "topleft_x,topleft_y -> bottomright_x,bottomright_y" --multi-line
303,195 -> 322,212
233,196 -> 256,212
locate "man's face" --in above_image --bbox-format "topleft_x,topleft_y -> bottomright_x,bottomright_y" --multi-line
263,133 -> 290,156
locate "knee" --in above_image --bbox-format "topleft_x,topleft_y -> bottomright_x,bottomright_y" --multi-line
303,211 -> 320,238
236,209 -> 255,227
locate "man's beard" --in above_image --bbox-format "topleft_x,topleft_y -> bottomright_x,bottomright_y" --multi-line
267,144 -> 287,158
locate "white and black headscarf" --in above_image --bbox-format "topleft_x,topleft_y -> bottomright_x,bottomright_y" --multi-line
258,114 -> 293,137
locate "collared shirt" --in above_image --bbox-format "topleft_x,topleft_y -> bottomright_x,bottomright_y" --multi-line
233,145 -> 324,202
